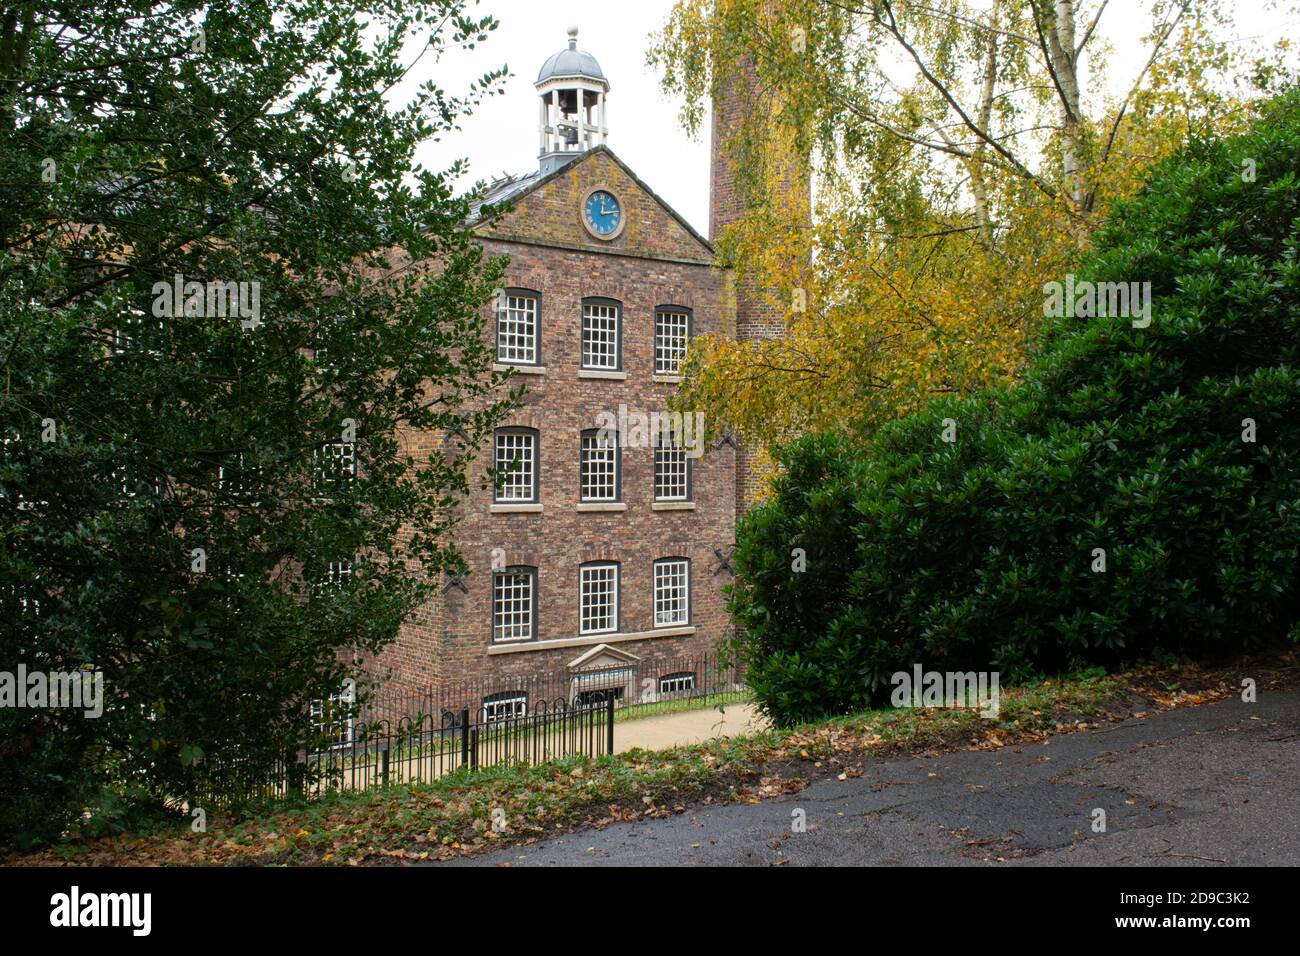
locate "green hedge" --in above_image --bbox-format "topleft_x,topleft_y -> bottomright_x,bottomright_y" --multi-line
731,92 -> 1300,727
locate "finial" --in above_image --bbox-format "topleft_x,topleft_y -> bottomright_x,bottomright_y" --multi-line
567,26 -> 578,50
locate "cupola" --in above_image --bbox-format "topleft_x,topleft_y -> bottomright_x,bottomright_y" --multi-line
536,27 -> 608,174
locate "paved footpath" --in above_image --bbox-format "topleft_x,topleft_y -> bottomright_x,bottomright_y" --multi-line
445,687 -> 1300,866
614,703 -> 766,754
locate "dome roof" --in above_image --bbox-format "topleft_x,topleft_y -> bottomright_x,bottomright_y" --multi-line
536,28 -> 606,85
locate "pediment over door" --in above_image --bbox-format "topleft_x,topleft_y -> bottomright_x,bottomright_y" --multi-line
566,643 -> 642,672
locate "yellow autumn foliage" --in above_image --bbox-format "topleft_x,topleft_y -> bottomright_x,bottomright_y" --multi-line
654,0 -> 1292,448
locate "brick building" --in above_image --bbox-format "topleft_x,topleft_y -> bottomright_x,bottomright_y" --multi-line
368,28 -> 786,714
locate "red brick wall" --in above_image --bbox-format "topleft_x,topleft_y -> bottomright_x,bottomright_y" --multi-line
367,149 -> 736,698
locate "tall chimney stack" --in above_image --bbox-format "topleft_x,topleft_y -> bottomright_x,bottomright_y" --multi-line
709,54 -> 811,514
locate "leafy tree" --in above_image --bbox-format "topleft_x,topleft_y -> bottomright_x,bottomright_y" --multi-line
651,0 -> 1295,446
730,91 -> 1300,727
0,0 -> 516,846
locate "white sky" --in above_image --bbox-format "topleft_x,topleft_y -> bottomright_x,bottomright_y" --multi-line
413,0 -> 1298,236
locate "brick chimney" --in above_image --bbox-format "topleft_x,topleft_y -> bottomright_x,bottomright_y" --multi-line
709,55 -> 811,514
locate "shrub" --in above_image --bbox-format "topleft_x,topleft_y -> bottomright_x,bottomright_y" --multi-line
732,91 -> 1300,727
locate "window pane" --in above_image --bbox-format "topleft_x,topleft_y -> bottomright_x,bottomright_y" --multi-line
655,310 -> 689,375
494,431 -> 536,501
482,692 -> 528,722
493,570 -> 533,642
654,432 -> 689,501
659,671 -> 695,694
498,295 -> 538,364
311,682 -> 355,748
580,432 -> 617,501
580,564 -> 618,634
582,303 -> 619,369
313,441 -> 356,496
654,559 -> 689,626
218,451 -> 262,500
325,558 -> 352,590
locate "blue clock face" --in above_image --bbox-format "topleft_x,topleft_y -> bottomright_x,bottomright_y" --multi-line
583,189 -> 622,238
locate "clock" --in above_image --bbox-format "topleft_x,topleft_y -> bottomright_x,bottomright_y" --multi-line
581,187 -> 624,240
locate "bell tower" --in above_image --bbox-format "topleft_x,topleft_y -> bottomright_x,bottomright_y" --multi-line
536,27 -> 609,175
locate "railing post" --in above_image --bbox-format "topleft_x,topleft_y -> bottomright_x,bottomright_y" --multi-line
380,747 -> 389,788
606,693 -> 615,755
470,725 -> 479,771
459,708 -> 470,768
285,746 -> 304,798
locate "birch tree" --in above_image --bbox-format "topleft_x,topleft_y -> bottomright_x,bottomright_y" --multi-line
651,0 -> 1292,445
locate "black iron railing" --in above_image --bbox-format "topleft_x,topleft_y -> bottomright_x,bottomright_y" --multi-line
364,652 -> 744,730
301,694 -> 615,796
195,653 -> 746,806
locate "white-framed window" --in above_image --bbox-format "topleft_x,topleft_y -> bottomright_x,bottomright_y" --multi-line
7,584 -> 41,617
573,668 -> 634,697
653,558 -> 690,627
112,456 -> 161,500
324,558 -> 353,590
220,566 -> 247,616
218,451 -> 261,500
312,313 -> 346,372
496,291 -> 539,365
659,671 -> 696,695
654,431 -> 690,501
492,567 -> 535,643
310,682 -> 355,749
574,684 -> 625,707
494,428 -> 538,503
580,562 -> 619,634
482,692 -> 528,723
313,441 -> 356,496
580,429 -> 619,502
112,307 -> 162,355
654,308 -> 691,376
581,299 -> 620,370
112,463 -> 131,497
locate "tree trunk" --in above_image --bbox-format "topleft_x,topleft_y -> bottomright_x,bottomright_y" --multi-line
970,7 -> 1000,240
1043,0 -> 1085,210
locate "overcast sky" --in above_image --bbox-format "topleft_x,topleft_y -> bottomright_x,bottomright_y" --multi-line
414,0 -> 1297,237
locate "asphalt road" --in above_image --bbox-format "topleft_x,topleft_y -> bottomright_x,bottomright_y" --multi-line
447,687 -> 1300,866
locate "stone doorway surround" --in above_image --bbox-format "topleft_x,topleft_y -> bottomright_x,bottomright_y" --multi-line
567,643 -> 642,704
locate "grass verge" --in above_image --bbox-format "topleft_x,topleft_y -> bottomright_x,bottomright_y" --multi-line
5,651 -> 1294,867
